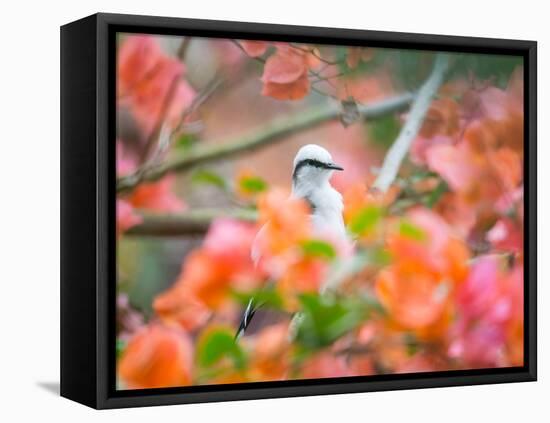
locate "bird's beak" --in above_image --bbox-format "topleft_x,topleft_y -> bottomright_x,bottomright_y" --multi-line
326,162 -> 344,171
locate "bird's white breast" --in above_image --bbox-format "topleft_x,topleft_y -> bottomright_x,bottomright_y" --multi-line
307,184 -> 347,241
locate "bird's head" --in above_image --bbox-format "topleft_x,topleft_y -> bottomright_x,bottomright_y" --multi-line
292,144 -> 344,189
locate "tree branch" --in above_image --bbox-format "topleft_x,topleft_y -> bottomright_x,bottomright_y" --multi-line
372,54 -> 450,193
126,208 -> 258,236
117,93 -> 414,193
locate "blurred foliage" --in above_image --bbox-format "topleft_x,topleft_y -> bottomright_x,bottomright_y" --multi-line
450,53 -> 523,88
295,293 -> 376,350
368,114 -> 402,148
197,327 -> 247,370
348,206 -> 384,237
232,285 -> 284,310
191,169 -> 228,190
300,239 -> 337,261
238,175 -> 268,194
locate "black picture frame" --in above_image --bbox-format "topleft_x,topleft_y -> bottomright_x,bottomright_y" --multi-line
60,12 -> 537,409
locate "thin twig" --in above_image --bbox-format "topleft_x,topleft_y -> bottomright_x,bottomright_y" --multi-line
231,40 -> 267,63
310,85 -> 340,100
372,54 -> 450,192
289,44 -> 342,66
139,74 -> 181,163
176,37 -> 191,60
117,93 -> 414,193
171,76 -> 224,137
140,75 -> 225,173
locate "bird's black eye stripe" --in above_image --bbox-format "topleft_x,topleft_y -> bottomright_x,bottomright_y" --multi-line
292,158 -> 328,181
305,159 -> 325,168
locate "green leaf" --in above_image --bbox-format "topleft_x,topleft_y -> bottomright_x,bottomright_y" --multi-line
368,114 -> 401,148
191,169 -> 227,189
398,220 -> 426,241
369,247 -> 392,266
300,239 -> 336,260
116,339 -> 126,359
239,176 -> 268,194
425,180 -> 448,208
232,285 -> 284,310
348,206 -> 383,236
404,333 -> 420,356
295,294 -> 375,350
197,327 -> 247,370
175,133 -> 198,151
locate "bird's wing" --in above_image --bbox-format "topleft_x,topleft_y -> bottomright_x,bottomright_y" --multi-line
251,222 -> 268,267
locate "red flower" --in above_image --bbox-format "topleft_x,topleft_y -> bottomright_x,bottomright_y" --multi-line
127,174 -> 185,213
238,40 -> 269,57
261,46 -> 319,100
487,218 -> 523,254
300,352 -> 351,379
117,35 -> 195,134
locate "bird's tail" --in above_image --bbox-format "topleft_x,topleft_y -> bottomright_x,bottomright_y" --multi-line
235,297 -> 258,340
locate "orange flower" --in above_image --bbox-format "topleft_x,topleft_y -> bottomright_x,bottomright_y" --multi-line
343,182 -> 399,225
183,250 -> 233,309
256,188 -> 311,258
376,266 -> 450,332
118,324 -> 193,389
278,258 -> 328,310
153,283 -> 211,331
375,208 -> 469,336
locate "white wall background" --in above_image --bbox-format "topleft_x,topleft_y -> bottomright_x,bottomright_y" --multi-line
1,0 -> 546,421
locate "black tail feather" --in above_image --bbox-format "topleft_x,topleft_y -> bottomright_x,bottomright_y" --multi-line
235,298 -> 257,340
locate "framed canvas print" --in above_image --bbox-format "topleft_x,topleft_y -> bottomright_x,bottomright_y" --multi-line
60,13 -> 537,409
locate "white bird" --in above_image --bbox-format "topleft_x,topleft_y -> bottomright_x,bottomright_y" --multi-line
236,144 -> 345,339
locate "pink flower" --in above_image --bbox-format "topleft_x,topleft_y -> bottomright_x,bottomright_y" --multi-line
116,140 -> 137,176
448,321 -> 506,368
203,218 -> 262,291
456,255 -> 500,321
116,199 -> 142,237
426,143 -> 479,192
450,255 -> 524,367
410,134 -> 453,166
